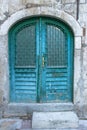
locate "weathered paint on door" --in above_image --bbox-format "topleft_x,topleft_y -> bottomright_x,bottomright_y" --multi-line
9,17 -> 74,103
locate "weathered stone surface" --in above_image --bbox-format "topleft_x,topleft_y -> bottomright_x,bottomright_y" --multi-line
74,50 -> 82,104
75,37 -> 82,49
0,119 -> 22,130
63,3 -> 76,18
79,4 -> 87,13
32,112 -> 79,129
80,0 -> 86,3
62,0 -> 76,4
0,35 -> 9,105
0,111 -> 2,119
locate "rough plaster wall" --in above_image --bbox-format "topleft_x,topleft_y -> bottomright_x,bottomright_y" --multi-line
0,0 -> 87,118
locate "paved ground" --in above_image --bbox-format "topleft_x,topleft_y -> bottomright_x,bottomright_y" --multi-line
21,120 -> 32,129
21,120 -> 87,130
0,118 -> 87,130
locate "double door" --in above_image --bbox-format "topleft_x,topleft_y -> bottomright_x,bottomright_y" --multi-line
9,17 -> 73,102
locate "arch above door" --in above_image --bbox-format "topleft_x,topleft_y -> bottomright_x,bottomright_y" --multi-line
0,7 -> 82,38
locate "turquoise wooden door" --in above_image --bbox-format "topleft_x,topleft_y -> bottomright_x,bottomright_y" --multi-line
9,17 -> 74,103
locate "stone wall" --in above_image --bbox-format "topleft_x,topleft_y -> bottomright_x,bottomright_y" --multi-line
0,0 -> 87,119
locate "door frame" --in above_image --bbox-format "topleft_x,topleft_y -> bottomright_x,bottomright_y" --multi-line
0,7 -> 82,105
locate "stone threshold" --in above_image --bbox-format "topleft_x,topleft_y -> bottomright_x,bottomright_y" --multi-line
3,103 -> 74,118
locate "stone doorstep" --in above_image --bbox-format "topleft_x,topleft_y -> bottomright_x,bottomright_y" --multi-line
0,119 -> 22,130
3,103 -> 74,118
32,112 -> 79,129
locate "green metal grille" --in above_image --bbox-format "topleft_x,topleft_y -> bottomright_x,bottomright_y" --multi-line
47,25 -> 67,67
15,25 -> 36,67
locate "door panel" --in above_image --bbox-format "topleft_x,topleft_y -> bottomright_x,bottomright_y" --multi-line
15,26 -> 37,102
9,21 -> 38,102
44,23 -> 69,102
15,68 -> 37,102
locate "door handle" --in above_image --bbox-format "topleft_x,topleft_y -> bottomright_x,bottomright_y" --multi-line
42,56 -> 45,67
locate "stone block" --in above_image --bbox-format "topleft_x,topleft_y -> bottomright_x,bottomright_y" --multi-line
32,112 -> 79,129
